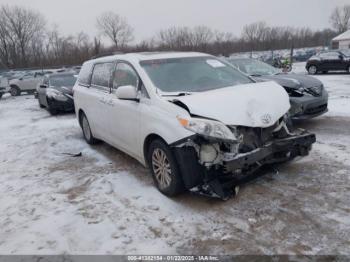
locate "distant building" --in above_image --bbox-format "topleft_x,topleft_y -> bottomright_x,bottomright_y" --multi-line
332,30 -> 350,49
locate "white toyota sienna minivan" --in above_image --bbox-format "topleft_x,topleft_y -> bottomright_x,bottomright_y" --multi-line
74,52 -> 316,199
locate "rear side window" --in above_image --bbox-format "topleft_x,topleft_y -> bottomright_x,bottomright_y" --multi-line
91,63 -> 115,88
319,52 -> 340,59
78,62 -> 93,85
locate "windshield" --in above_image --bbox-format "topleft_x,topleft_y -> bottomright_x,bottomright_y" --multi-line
50,75 -> 77,87
341,50 -> 350,57
229,59 -> 281,76
140,56 -> 253,93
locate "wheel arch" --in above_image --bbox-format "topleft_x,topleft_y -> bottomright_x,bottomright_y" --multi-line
10,84 -> 19,89
78,109 -> 86,127
143,133 -> 169,167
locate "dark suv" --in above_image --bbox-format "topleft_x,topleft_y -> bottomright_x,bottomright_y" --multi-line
306,50 -> 350,75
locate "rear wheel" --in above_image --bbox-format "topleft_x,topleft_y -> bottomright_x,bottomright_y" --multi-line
81,113 -> 99,144
10,86 -> 20,96
308,65 -> 317,75
148,139 -> 185,196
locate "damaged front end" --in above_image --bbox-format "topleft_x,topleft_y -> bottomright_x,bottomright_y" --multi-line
171,117 -> 316,200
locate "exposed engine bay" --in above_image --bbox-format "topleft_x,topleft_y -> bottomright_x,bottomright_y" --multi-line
171,117 -> 316,200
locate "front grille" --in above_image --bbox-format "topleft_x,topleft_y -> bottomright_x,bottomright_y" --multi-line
231,125 -> 276,153
305,104 -> 327,115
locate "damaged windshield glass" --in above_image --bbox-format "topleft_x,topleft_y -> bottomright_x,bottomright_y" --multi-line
140,56 -> 253,93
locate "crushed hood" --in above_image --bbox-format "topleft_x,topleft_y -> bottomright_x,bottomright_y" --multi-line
173,81 -> 290,128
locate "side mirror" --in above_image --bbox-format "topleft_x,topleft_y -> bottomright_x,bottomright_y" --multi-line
19,78 -> 23,81
115,85 -> 139,102
40,84 -> 47,89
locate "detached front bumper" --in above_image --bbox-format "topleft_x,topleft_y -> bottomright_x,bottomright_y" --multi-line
224,132 -> 315,172
173,130 -> 316,199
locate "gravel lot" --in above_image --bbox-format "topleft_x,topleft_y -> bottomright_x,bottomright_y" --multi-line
0,63 -> 349,255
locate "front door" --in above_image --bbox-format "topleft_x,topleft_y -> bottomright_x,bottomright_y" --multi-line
106,62 -> 141,158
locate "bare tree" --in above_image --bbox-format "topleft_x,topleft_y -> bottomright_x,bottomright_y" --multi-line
0,5 -> 46,67
330,5 -> 350,33
96,12 -> 134,48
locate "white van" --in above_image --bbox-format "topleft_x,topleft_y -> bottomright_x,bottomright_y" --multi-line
73,52 -> 316,199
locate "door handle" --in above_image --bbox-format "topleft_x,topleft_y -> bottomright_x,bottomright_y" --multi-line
99,97 -> 114,106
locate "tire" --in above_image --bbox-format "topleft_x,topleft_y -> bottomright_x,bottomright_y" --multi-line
0,93 -> 2,99
148,139 -> 185,196
308,65 -> 318,75
10,86 -> 20,96
347,66 -> 350,74
80,113 -> 99,145
322,71 -> 328,74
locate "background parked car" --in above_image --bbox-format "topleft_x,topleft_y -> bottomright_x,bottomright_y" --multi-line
228,58 -> 328,120
306,50 -> 350,75
9,72 -> 43,96
37,72 -> 77,115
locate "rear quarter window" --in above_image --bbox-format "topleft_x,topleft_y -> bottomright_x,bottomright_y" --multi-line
78,62 -> 93,85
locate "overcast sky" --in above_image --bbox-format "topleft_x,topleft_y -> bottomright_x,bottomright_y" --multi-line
0,0 -> 348,43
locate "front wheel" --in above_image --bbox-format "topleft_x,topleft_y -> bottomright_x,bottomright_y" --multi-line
148,139 -> 185,196
10,86 -> 20,96
308,65 -> 317,75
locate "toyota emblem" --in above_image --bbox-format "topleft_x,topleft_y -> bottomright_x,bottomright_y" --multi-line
261,114 -> 272,125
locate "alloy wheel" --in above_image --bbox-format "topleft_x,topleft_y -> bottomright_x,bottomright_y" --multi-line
11,87 -> 18,96
152,148 -> 172,190
82,116 -> 91,141
308,66 -> 317,75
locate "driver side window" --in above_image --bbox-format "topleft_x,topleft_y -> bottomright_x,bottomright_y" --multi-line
113,63 -> 139,90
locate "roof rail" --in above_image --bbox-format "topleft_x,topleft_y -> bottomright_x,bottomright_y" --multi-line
91,51 -> 124,59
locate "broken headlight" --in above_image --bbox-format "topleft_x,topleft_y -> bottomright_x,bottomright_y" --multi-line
177,117 -> 237,142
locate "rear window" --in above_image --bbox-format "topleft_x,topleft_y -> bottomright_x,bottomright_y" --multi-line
78,62 -> 93,85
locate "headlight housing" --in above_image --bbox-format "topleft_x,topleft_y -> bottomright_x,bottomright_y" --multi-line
47,89 -> 68,101
177,117 -> 237,142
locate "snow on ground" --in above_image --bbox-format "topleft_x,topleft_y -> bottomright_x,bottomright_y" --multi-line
0,67 -> 350,255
